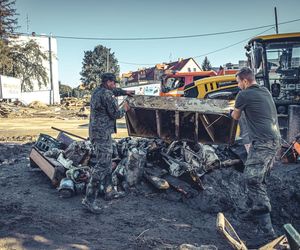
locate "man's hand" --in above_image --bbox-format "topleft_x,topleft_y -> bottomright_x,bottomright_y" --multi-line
126,90 -> 135,97
123,101 -> 130,112
227,109 -> 234,118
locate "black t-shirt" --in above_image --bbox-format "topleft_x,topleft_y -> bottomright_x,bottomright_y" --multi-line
235,85 -> 281,142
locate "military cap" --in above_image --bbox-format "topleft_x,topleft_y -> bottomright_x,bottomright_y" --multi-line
101,73 -> 119,83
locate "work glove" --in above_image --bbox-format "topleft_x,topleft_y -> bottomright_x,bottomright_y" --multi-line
126,90 -> 135,97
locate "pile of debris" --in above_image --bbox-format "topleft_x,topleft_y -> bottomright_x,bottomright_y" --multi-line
0,104 -> 12,118
30,132 -> 246,200
0,99 -> 90,120
61,96 -> 90,107
27,101 -> 49,109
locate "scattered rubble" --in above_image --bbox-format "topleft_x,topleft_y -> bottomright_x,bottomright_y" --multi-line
60,96 -> 90,107
28,101 -> 48,109
1,140 -> 300,249
0,98 -> 90,119
30,131 -> 246,202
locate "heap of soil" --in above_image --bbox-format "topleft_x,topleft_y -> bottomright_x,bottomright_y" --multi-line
0,143 -> 299,250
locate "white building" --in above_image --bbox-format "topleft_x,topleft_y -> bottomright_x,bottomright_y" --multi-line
1,34 -> 60,105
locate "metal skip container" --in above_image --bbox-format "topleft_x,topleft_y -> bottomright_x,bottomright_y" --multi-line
125,95 -> 237,145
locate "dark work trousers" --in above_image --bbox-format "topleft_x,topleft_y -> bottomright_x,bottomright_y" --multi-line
244,139 -> 281,214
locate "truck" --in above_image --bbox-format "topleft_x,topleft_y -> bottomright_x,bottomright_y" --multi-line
245,32 -> 300,141
160,71 -> 217,97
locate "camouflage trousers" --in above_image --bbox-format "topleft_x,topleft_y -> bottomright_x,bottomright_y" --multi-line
85,135 -> 113,201
244,139 -> 280,214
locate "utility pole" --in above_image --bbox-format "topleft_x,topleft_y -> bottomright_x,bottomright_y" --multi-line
106,49 -> 110,72
26,14 -> 30,34
274,7 -> 279,34
48,35 -> 54,104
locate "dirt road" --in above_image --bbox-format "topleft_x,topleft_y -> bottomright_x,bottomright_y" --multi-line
0,118 -> 128,141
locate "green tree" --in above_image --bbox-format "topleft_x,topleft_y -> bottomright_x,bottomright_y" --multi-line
0,0 -> 48,91
201,56 -> 212,71
59,82 -> 72,98
0,39 -> 13,74
0,0 -> 18,39
9,39 -> 49,91
80,45 -> 120,87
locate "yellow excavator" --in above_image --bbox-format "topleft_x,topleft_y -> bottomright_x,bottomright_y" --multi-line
183,74 -> 239,100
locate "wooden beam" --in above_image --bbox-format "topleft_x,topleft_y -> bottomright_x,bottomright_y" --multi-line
199,114 -> 215,142
194,113 -> 199,142
156,110 -> 162,138
175,111 -> 180,139
29,148 -> 55,180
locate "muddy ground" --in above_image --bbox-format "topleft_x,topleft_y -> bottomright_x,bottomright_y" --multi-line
0,142 -> 299,250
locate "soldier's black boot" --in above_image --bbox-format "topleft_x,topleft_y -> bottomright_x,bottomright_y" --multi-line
247,213 -> 276,248
103,175 -> 125,200
82,184 -> 102,214
104,185 -> 125,201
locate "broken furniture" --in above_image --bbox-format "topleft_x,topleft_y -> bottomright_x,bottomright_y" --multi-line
30,147 -> 65,186
125,95 -> 237,144
217,212 -> 299,250
29,129 -> 79,186
217,212 -> 247,250
283,224 -> 300,250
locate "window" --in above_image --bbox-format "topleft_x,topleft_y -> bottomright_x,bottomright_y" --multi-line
188,68 -> 191,72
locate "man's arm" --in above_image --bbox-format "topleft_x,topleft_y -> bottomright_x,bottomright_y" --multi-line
231,108 -> 242,120
113,88 -> 135,97
104,93 -> 125,120
231,91 -> 245,120
112,88 -> 127,97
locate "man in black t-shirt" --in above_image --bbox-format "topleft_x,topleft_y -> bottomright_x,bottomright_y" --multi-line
230,67 -> 281,246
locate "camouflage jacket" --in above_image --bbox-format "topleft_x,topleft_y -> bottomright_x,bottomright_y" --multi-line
89,86 -> 127,140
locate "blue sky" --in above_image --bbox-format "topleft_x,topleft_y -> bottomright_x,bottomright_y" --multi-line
15,0 -> 300,87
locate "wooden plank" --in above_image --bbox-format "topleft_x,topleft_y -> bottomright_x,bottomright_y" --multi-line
175,111 -> 180,139
155,110 -> 162,138
199,114 -> 215,142
29,148 -> 55,180
194,113 -> 199,142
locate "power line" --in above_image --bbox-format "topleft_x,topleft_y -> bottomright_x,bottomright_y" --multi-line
193,27 -> 275,59
118,27 -> 275,66
15,18 -> 300,41
118,61 -> 154,66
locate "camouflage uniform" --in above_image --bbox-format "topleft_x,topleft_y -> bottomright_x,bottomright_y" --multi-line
244,139 -> 280,213
85,86 -> 127,203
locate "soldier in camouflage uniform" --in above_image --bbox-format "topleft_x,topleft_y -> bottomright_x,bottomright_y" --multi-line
82,73 -> 134,214
230,68 -> 281,246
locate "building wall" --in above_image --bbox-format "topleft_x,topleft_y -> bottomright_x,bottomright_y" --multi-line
180,60 -> 202,72
0,75 -> 21,99
20,90 -> 52,105
12,35 -> 60,104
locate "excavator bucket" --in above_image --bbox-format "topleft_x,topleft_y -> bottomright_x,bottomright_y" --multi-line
125,95 -> 237,144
